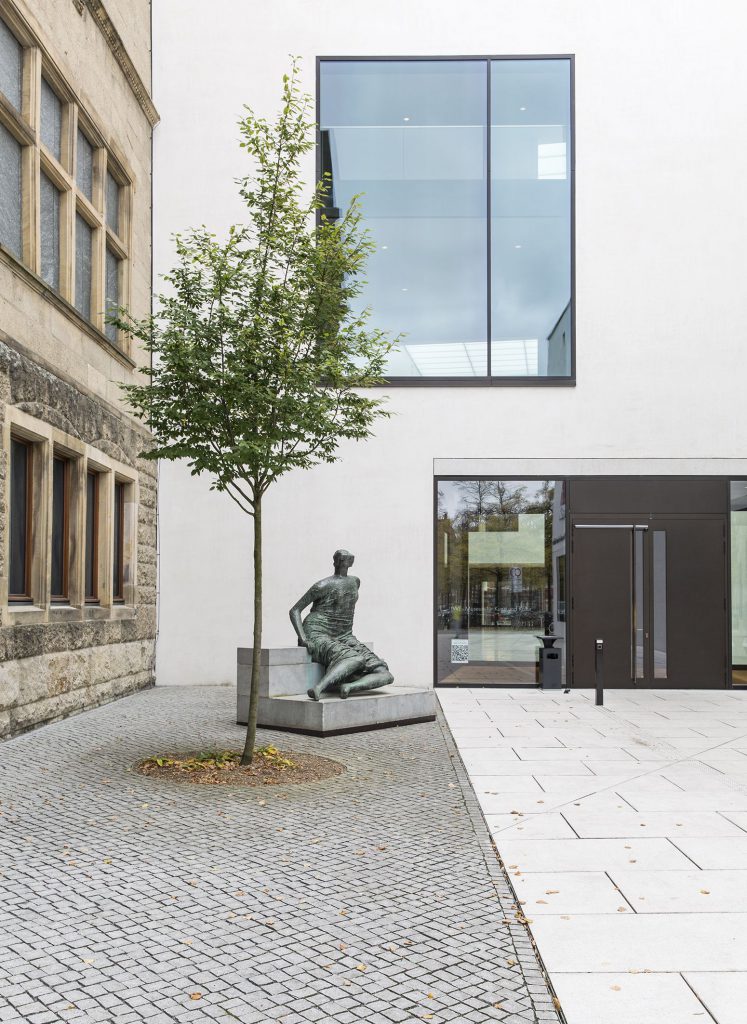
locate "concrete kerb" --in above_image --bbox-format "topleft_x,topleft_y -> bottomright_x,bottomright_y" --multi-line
436,705 -> 566,1024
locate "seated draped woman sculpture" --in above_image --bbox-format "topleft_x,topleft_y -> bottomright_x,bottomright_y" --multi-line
289,549 -> 394,701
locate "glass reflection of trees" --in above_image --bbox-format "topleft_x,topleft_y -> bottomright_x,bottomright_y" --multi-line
437,479 -> 559,684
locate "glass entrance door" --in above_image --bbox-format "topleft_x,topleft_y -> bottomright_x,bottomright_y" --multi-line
571,515 -> 728,688
436,479 -> 566,685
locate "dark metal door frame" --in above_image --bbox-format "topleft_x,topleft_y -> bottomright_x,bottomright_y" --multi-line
570,513 -> 729,689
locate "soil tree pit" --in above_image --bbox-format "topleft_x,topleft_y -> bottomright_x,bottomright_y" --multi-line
136,746 -> 344,787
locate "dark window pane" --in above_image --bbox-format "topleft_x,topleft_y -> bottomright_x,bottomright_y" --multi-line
40,78 -> 62,161
490,60 -> 572,376
76,129 -> 94,200
51,457 -> 67,599
85,472 -> 98,600
0,122 -> 22,258
9,438 -> 30,598
105,248 -> 119,342
40,172 -> 61,290
75,213 -> 92,319
113,481 -> 125,601
106,170 -> 119,234
0,18 -> 22,110
320,60 -> 488,377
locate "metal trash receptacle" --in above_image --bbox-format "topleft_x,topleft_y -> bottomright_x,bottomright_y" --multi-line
536,635 -> 562,689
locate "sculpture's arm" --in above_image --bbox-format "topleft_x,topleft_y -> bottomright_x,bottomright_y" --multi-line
289,585 -> 318,646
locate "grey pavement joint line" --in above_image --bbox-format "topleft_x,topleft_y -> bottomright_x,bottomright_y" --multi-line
484,709 -> 747,836
436,709 -> 564,1024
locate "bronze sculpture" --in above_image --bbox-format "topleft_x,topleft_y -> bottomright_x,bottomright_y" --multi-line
289,550 -> 394,700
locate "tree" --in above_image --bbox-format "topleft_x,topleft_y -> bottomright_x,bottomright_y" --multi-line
114,62 -> 395,765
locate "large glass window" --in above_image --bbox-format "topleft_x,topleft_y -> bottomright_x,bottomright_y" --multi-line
732,482 -> 747,686
436,479 -> 566,684
319,57 -> 572,380
490,60 -> 572,376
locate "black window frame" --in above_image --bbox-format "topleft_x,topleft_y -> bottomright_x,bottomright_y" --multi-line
316,54 -> 576,388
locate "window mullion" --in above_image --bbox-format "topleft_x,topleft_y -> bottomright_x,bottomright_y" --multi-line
59,104 -> 77,304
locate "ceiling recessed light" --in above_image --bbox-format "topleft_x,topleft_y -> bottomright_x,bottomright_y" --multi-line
403,116 -> 410,122
401,287 -> 408,292
381,245 -> 388,250
514,244 -> 522,249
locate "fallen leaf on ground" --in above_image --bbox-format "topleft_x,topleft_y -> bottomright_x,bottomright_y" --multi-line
189,993 -> 202,1001
356,964 -> 367,972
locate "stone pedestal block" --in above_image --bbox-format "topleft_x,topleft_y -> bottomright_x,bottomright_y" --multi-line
236,646 -> 435,736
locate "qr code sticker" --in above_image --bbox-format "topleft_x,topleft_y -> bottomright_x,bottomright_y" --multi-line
451,639 -> 469,664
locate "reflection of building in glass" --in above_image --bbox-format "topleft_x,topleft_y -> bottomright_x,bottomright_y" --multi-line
544,302 -> 571,377
319,58 -> 572,380
436,480 -> 564,686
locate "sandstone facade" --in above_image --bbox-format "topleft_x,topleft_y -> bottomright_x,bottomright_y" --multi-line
0,0 -> 157,736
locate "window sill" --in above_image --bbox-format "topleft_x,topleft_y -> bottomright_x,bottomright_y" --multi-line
6,605 -> 47,625
49,604 -> 85,620
110,604 -> 136,620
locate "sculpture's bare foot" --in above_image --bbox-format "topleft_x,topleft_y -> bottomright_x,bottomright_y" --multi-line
339,683 -> 350,699
307,688 -> 320,701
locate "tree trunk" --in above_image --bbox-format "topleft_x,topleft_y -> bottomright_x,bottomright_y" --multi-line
240,494 -> 262,765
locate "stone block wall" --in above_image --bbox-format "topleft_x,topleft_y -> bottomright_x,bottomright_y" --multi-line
0,340 -> 157,738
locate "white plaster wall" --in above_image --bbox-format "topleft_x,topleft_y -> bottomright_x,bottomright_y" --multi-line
153,0 -> 747,688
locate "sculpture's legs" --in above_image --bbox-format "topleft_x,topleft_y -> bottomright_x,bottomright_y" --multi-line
307,655 -> 367,701
339,670 -> 394,699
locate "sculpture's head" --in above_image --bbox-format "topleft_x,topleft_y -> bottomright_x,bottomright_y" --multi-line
333,549 -> 355,574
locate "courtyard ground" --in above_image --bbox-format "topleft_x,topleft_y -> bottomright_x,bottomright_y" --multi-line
0,686 -> 560,1024
439,686 -> 747,1024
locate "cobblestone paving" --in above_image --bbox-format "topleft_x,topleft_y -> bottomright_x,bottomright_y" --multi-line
0,687 -> 561,1024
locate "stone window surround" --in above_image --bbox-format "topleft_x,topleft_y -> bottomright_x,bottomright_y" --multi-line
2,404 -> 138,627
0,4 -> 133,354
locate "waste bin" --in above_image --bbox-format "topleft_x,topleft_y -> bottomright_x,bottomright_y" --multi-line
536,635 -> 562,689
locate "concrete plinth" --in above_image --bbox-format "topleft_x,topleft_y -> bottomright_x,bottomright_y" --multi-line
237,647 -> 435,736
